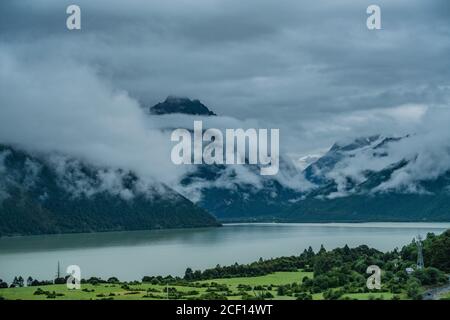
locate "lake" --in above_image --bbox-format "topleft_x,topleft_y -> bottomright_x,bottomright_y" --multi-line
0,222 -> 449,282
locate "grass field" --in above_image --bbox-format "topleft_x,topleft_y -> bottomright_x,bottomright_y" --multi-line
199,271 -> 312,287
0,269 -> 399,300
342,292 -> 395,300
0,270 -> 282,300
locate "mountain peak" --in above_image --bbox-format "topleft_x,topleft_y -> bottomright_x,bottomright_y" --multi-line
150,96 -> 217,116
330,135 -> 380,152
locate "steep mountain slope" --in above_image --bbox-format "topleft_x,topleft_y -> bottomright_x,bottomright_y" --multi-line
179,162 -> 302,220
304,135 -> 381,185
0,145 -> 219,236
148,96 -> 450,222
282,136 -> 450,222
150,97 -> 306,220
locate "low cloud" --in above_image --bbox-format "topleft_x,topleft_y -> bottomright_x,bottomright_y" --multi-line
0,49 -> 186,187
1,0 -> 450,200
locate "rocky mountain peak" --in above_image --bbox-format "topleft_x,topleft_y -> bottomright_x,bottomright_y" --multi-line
150,96 -> 216,116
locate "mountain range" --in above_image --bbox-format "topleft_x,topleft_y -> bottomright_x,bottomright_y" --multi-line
284,135 -> 450,222
151,97 -> 450,222
0,144 -> 219,237
1,96 -> 450,236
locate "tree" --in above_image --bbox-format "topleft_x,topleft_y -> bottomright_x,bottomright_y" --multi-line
277,285 -> 287,296
323,289 -> 344,300
12,276 -> 24,288
107,277 -> 119,284
193,270 -> 202,280
413,267 -> 447,286
296,292 -> 313,300
318,245 -> 327,255
184,268 -> 194,281
54,277 -> 66,285
306,246 -> 314,258
426,230 -> 450,272
0,279 -> 8,289
313,254 -> 334,276
406,278 -> 423,300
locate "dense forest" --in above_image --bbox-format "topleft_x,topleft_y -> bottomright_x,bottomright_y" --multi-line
178,230 -> 450,299
182,230 -> 449,280
0,144 -> 219,236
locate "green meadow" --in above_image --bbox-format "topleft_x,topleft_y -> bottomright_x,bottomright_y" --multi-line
0,270 -> 395,300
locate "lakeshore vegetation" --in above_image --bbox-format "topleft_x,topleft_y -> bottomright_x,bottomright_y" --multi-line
0,230 -> 449,300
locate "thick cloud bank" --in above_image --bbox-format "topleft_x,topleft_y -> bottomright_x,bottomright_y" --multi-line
1,0 -> 450,200
0,49 -> 185,186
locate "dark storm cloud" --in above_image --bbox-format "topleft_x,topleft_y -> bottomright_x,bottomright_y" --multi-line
1,0 -> 450,157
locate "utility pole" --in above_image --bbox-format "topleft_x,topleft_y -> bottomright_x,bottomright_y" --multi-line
56,261 -> 61,279
416,235 -> 424,270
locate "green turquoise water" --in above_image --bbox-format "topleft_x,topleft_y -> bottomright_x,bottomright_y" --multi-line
0,222 -> 449,282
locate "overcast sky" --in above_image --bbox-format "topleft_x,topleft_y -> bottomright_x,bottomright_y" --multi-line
1,0 -> 450,169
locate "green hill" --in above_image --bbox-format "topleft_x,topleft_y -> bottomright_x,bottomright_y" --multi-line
0,145 -> 219,236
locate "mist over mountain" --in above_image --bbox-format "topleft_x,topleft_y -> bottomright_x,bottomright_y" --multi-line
2,41 -> 450,228
2,90 -> 450,231
154,97 -> 450,221
0,144 -> 219,236
144,98 -> 450,222
282,135 -> 450,222
304,135 -> 381,185
149,97 -> 312,219
2,81 -> 450,229
0,0 -> 449,238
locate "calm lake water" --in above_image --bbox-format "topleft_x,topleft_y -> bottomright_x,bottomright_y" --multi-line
0,222 -> 449,282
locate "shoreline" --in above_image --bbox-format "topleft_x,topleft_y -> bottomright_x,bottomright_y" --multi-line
2,220 -> 450,239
